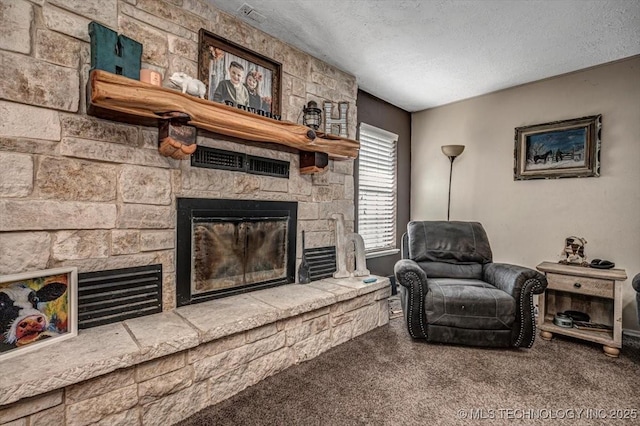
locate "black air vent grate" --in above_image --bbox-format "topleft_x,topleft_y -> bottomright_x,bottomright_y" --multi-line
192,147 -> 244,171
191,146 -> 289,178
77,264 -> 162,329
248,155 -> 290,178
305,246 -> 337,281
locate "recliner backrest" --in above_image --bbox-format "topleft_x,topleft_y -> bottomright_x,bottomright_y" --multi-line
406,221 -> 492,279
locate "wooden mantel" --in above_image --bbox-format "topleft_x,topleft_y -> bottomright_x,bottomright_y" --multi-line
87,70 -> 359,161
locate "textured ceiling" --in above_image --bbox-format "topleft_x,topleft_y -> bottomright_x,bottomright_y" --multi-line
206,0 -> 640,112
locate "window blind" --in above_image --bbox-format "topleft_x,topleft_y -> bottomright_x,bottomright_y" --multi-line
357,123 -> 398,254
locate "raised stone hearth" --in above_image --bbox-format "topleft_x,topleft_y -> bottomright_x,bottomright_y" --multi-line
0,277 -> 390,426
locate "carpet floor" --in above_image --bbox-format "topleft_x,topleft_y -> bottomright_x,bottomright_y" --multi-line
178,299 -> 640,425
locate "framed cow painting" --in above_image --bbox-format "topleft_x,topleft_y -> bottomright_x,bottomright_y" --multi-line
0,267 -> 78,361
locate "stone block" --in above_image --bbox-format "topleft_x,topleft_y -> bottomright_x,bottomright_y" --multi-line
66,384 -> 138,426
378,299 -> 390,326
120,2 -> 197,43
0,0 -> 33,54
36,29 -> 81,68
176,293 -> 278,342
181,167 -> 232,192
49,252 -> 158,273
0,137 -> 59,156
139,366 -> 193,405
1,418 -> 26,426
304,230 -> 333,248
331,321 -> 353,347
167,54 -> 198,81
344,175 -> 354,200
52,230 -> 110,261
119,165 -> 172,205
187,333 -> 245,365
141,381 -> 208,426
136,352 -> 187,383
292,329 -> 331,363
285,314 -> 329,346
66,368 -> 135,404
118,15 -> 169,68
134,0 -> 208,33
59,138 -> 174,169
319,200 -> 354,221
42,4 -> 90,42
297,202 -> 319,220
141,129 -> 159,150
29,404 -> 65,426
0,152 -> 32,197
36,157 -> 117,201
351,303 -> 380,338
0,51 -> 79,112
140,230 -> 174,251
331,293 -> 376,316
0,101 -> 61,141
245,323 -> 278,343
234,174 -> 260,194
60,115 -> 139,146
93,408 -> 140,426
111,230 -> 141,255
0,232 -> 50,275
333,159 -> 354,175
117,204 -> 174,229
259,176 -> 289,192
125,312 -> 199,359
192,332 -> 286,382
0,200 -> 117,231
168,34 -> 198,60
251,284 -> 336,319
162,272 -> 176,310
48,0 -> 117,29
182,0 -> 218,24
0,390 -> 62,424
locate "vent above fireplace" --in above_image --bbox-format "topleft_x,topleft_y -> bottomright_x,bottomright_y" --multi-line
191,146 -> 290,178
176,198 -> 297,306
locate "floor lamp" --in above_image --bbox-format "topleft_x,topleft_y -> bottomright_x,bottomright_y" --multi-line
441,145 -> 465,221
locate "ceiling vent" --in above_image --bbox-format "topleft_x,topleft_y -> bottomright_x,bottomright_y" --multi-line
238,3 -> 266,24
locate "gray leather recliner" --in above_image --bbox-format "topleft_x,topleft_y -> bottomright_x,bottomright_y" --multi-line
394,221 -> 548,348
632,273 -> 640,325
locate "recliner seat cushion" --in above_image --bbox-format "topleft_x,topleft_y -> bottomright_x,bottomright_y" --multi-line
425,278 -> 515,330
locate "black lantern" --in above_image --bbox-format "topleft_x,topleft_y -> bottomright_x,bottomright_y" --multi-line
302,100 -> 322,130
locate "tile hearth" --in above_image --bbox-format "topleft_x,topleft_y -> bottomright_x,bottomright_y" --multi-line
0,276 -> 390,426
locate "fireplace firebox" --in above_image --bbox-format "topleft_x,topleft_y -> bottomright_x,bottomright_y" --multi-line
176,198 -> 297,306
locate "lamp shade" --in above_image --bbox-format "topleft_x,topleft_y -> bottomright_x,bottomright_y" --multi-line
441,144 -> 465,157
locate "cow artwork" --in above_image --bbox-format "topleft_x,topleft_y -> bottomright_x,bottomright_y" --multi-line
0,268 -> 77,359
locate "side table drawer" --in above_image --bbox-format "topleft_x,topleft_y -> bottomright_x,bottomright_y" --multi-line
546,272 -> 614,299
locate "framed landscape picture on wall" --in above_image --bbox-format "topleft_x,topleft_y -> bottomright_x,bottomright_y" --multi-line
0,267 -> 78,361
198,29 -> 282,115
513,115 -> 602,180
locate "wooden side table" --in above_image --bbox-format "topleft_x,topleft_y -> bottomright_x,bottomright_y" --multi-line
536,261 -> 627,357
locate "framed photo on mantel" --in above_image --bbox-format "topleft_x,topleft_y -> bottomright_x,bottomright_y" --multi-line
513,115 -> 601,180
198,29 -> 282,115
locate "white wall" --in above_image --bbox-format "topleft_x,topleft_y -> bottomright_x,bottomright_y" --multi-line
411,56 -> 640,331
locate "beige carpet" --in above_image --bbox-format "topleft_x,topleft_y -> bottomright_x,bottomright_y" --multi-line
179,299 -> 640,425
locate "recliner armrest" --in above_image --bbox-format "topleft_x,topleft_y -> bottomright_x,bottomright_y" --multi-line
483,263 -> 547,297
394,259 -> 428,292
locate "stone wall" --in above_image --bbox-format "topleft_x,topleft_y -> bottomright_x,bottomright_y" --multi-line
0,0 -> 358,309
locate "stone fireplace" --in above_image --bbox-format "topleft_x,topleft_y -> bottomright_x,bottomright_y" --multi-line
0,1 -> 387,424
176,198 -> 297,305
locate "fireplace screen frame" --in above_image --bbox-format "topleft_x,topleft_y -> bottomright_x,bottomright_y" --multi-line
176,198 -> 297,306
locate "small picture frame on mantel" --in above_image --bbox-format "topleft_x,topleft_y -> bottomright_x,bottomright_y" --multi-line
0,267 -> 78,361
514,115 -> 601,180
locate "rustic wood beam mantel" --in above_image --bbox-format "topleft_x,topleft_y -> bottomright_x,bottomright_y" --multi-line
87,70 -> 359,161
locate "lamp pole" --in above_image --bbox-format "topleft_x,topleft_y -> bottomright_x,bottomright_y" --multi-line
441,145 -> 465,221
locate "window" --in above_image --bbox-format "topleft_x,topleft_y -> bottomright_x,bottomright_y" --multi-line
357,123 -> 398,255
